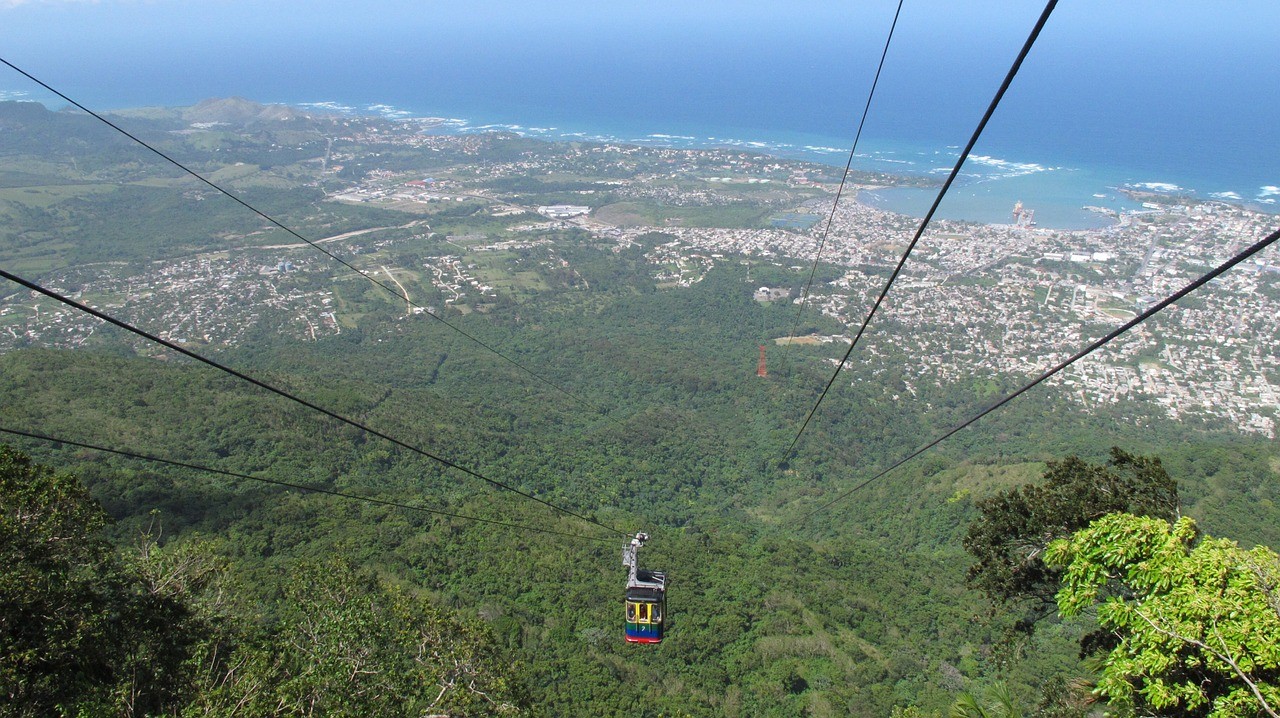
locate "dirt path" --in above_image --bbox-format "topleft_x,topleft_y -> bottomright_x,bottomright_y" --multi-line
381,265 -> 411,314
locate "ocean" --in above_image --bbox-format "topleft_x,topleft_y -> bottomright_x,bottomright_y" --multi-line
1,0 -> 1276,230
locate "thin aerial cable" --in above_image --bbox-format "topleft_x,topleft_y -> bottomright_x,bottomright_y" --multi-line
0,56 -> 620,427
786,0 -> 905,347
800,224 -> 1280,522
785,0 -> 1058,458
0,266 -> 629,539
0,426 -> 615,542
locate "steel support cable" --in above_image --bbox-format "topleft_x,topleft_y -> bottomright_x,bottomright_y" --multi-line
0,426 -> 614,542
0,56 -> 621,427
784,0 -> 1059,459
800,224 -> 1280,522
786,0 -> 905,348
0,267 -> 629,539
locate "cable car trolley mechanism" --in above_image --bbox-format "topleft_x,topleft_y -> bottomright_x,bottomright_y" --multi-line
622,532 -> 666,644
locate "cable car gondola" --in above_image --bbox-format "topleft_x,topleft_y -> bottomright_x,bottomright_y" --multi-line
622,532 -> 666,644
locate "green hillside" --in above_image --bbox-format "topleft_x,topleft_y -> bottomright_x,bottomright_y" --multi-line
2,99 -> 1279,716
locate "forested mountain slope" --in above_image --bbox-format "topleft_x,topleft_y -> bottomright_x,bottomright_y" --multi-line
2,99 -> 1278,716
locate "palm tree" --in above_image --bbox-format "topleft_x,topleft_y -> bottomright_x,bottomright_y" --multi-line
951,682 -> 1024,718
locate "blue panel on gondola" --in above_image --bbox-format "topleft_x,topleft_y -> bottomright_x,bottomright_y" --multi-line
623,533 -> 667,644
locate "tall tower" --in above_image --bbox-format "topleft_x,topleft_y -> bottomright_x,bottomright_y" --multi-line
757,345 -> 768,378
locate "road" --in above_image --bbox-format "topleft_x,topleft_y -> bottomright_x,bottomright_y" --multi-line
381,265 -> 411,314
260,220 -> 428,250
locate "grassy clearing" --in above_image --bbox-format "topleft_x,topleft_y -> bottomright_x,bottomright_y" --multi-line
0,240 -> 82,274
1100,305 -> 1138,320
0,183 -> 119,208
127,176 -> 198,189
596,200 -> 768,229
468,252 -> 550,294
207,163 -> 265,183
593,202 -> 648,227
944,461 -> 1045,499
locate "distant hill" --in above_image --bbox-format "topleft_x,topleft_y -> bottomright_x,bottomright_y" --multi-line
0,100 -> 140,157
180,97 -> 316,124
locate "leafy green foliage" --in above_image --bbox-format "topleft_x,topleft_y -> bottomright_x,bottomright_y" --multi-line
0,448 -> 210,716
950,682 -> 1024,718
0,446 -> 525,717
4,98 -> 1280,715
0,445 -> 113,714
1047,514 -> 1280,718
963,449 -> 1179,630
5,307 -> 1280,715
191,559 -> 525,717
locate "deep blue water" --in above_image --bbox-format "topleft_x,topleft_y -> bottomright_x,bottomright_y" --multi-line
1,0 -> 1276,229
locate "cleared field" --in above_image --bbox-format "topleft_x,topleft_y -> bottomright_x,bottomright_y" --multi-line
595,200 -> 767,229
0,183 -> 119,208
592,202 -> 648,227
944,461 -> 1046,498
0,240 -> 81,274
469,252 -> 551,293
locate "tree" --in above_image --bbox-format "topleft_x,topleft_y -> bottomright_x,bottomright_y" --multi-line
0,446 -> 214,717
191,559 -> 526,717
1033,674 -> 1096,718
1,444 -> 525,716
951,683 -> 1024,718
1046,513 -> 1280,718
963,448 -> 1179,632
894,705 -> 944,718
0,445 -> 125,715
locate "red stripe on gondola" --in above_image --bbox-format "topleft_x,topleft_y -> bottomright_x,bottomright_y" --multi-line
625,635 -> 662,644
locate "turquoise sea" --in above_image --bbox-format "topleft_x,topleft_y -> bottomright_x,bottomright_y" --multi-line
1,1 -> 1276,230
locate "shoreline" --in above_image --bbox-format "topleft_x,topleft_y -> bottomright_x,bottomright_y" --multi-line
7,90 -> 1276,229
326,101 -> 1277,230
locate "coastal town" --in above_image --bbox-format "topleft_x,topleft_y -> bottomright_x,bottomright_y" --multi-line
627,196 -> 1280,436
1,118 -> 1276,436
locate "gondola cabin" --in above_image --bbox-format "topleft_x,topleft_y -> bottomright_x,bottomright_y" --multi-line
625,569 -> 666,643
622,533 -> 667,644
